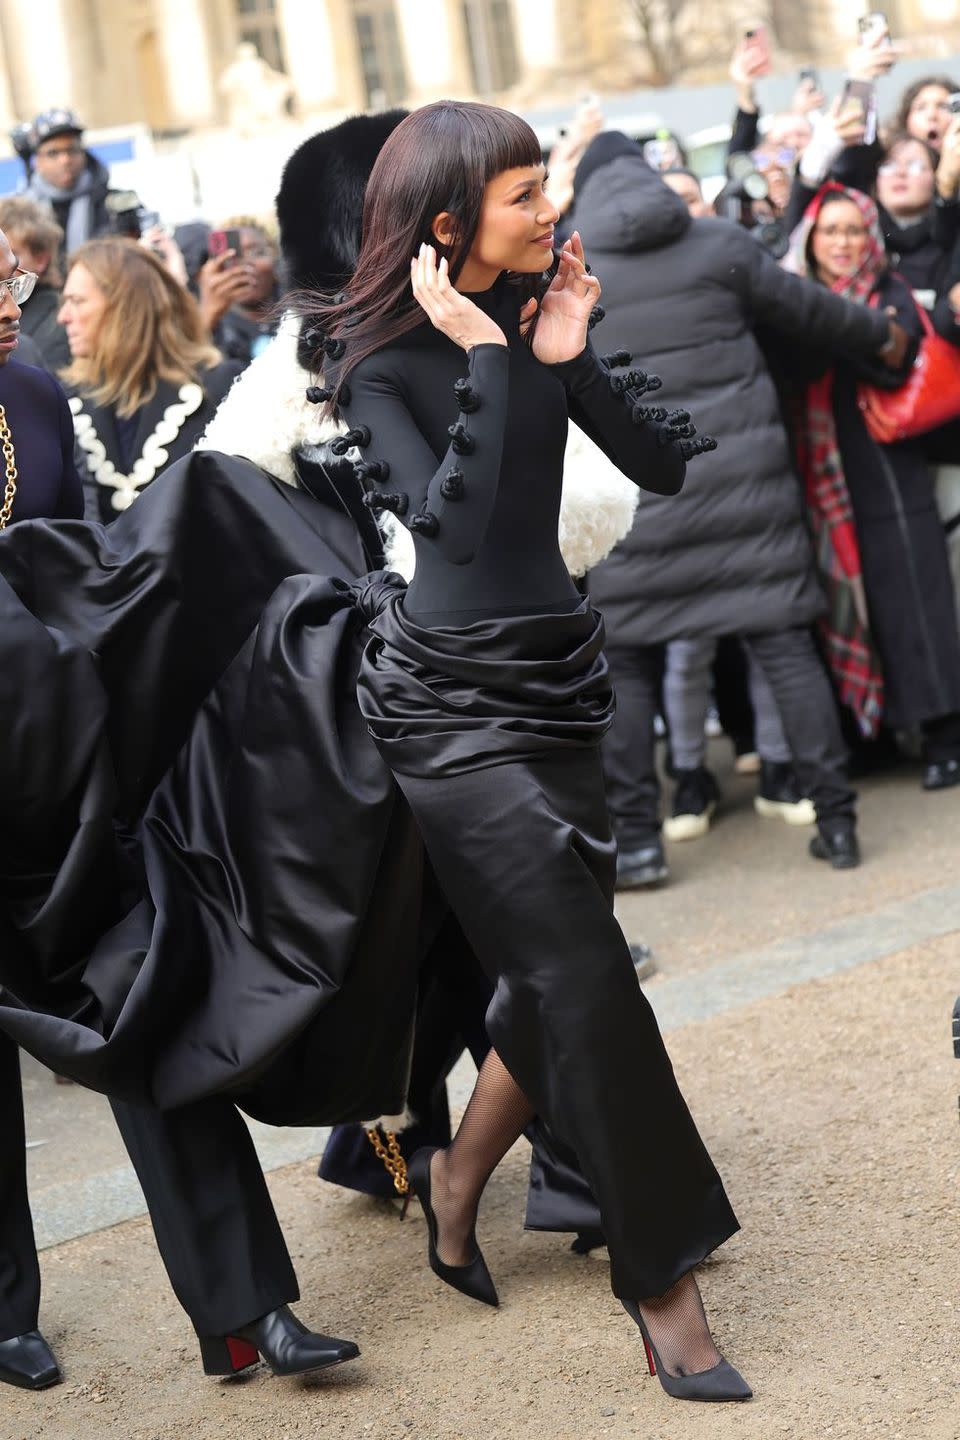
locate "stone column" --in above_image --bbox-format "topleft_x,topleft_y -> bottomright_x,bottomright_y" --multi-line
154,0 -> 218,128
512,0 -> 561,88
0,0 -> 80,120
0,20 -> 18,130
395,0 -> 471,101
279,0 -> 360,114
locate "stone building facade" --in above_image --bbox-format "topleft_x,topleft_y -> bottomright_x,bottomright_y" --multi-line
0,0 -> 958,136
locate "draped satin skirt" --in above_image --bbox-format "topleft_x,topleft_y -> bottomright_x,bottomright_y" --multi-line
356,582 -> 739,1300
0,464 -> 737,1299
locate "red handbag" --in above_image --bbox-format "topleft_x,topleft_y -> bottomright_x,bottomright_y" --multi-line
858,296 -> 960,444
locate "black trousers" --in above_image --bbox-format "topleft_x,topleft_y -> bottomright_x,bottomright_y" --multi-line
2,1031 -> 297,1342
604,626 -> 856,847
109,1096 -> 298,1337
0,1037 -> 40,1342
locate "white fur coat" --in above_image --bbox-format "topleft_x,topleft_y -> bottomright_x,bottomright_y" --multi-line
198,317 -> 639,581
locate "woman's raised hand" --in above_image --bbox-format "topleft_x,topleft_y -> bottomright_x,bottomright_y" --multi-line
524,232 -> 602,366
411,244 -> 507,351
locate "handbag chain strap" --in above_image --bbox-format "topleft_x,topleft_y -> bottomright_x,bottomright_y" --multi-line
365,1124 -> 410,1197
0,404 -> 17,530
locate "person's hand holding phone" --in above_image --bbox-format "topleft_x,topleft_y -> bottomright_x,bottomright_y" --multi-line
792,74 -> 826,116
831,93 -> 869,148
730,27 -> 771,112
197,247 -> 252,334
847,13 -> 898,81
937,113 -> 960,201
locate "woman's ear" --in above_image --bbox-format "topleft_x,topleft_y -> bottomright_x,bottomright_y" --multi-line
431,211 -> 458,249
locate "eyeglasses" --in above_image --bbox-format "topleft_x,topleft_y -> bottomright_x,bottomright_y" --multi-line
878,159 -> 931,176
752,148 -> 796,171
0,269 -> 38,304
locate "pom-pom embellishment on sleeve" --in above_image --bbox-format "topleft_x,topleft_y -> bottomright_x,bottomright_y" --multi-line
631,404 -> 668,425
448,422 -> 475,456
305,385 -> 333,405
409,507 -> 440,537
610,369 -> 662,398
453,378 -> 480,413
363,490 -> 409,516
656,409 -> 697,447
679,436 -> 718,460
320,336 -> 346,361
355,459 -> 390,483
330,425 -> 372,456
601,349 -> 632,369
586,304 -> 605,330
440,467 -> 465,501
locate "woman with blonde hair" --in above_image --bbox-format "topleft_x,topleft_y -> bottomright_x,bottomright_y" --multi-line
59,237 -> 239,520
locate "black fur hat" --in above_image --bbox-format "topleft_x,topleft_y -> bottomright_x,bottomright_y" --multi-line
276,109 -> 408,296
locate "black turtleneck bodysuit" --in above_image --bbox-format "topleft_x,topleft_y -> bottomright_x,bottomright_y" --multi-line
338,275 -> 687,625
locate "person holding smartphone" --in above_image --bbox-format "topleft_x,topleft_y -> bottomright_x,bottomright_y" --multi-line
197,218 -> 280,366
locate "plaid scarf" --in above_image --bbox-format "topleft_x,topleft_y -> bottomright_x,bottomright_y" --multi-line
783,183 -> 886,736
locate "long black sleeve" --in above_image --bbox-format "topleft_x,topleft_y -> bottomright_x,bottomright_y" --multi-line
550,344 -> 685,495
739,232 -> 889,355
728,106 -> 760,159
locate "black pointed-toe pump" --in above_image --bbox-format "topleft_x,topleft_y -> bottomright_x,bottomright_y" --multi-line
621,1299 -> 752,1403
408,1147 -> 499,1308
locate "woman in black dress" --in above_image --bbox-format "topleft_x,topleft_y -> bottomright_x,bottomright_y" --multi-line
306,100 -> 749,1402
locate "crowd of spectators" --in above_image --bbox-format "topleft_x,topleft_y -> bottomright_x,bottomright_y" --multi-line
4,21 -> 960,882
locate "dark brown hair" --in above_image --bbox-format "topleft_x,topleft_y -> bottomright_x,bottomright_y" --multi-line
893,75 -> 959,136
297,100 -> 544,407
881,131 -> 938,172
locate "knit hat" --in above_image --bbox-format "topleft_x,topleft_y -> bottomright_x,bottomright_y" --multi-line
573,131 -> 645,197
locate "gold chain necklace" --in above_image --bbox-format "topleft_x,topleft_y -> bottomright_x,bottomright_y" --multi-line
0,404 -> 17,530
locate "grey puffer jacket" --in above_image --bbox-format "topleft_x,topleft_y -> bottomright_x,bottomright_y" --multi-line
578,154 -> 890,644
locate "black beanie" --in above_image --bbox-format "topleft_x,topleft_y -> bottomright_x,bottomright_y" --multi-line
573,130 -> 646,197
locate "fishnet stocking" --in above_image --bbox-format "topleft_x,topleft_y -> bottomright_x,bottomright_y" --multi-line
638,1271 -> 721,1377
428,1048 -> 535,1266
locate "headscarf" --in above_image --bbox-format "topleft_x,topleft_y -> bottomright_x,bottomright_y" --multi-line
783,183 -> 888,736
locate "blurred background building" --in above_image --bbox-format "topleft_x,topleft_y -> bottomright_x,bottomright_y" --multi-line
1,0 -> 959,135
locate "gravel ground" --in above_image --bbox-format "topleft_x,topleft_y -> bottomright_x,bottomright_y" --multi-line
6,929 -> 959,1440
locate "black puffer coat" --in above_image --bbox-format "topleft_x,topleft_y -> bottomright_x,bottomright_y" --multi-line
579,153 -> 890,645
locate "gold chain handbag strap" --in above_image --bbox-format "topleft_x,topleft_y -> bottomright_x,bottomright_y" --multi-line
0,404 -> 17,531
365,1124 -> 410,1197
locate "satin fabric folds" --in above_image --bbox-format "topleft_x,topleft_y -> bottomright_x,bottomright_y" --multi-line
357,588 -> 739,1300
0,457 -> 738,1297
0,454 -> 422,1123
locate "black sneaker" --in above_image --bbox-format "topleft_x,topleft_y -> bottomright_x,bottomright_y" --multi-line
922,757 -> 960,791
616,841 -> 669,890
754,760 -> 816,827
663,766 -> 719,842
809,823 -> 861,869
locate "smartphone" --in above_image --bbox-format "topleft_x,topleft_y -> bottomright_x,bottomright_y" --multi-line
858,11 -> 890,43
842,77 -> 878,145
798,65 -> 820,89
742,24 -> 772,75
948,92 -> 960,114
208,228 -> 241,264
642,136 -> 680,171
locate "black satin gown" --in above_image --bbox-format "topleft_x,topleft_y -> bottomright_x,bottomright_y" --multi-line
0,293 -> 740,1302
